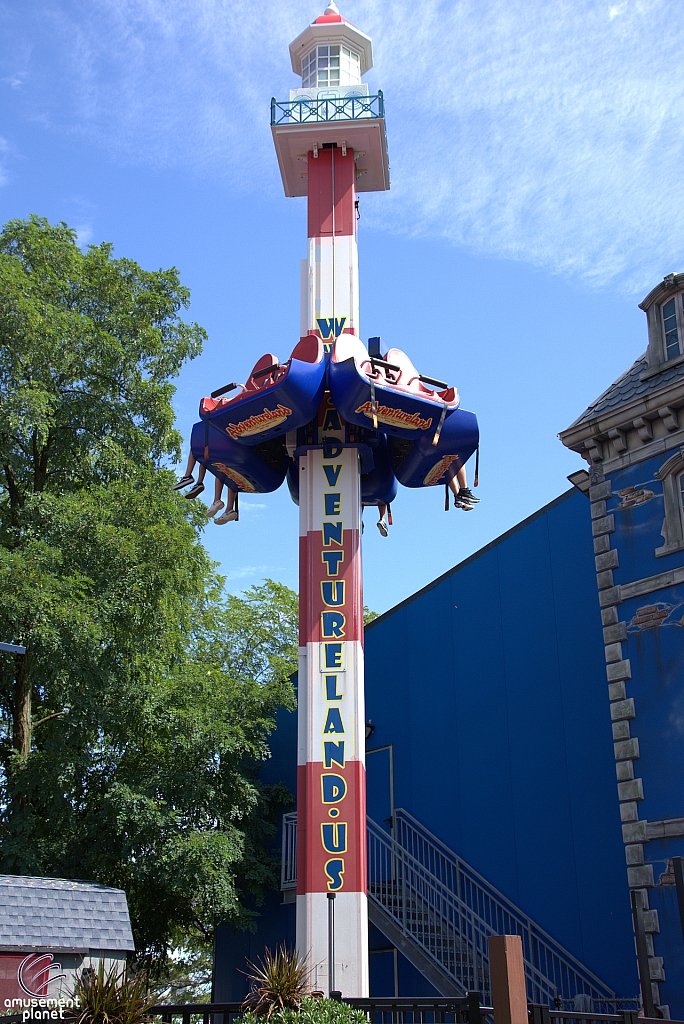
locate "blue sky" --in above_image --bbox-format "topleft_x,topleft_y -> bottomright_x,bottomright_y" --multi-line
1,0 -> 682,614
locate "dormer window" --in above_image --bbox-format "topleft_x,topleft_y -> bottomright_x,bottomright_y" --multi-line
661,295 -> 683,360
302,45 -> 361,88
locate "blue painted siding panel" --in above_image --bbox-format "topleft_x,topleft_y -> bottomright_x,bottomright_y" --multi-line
619,587 -> 684,823
607,454 -> 684,586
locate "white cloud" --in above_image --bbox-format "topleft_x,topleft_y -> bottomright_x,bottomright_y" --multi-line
224,564 -> 276,580
2,73 -> 27,89
5,0 -> 684,291
74,223 -> 93,245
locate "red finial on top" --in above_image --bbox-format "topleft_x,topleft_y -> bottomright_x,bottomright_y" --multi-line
314,1 -> 344,23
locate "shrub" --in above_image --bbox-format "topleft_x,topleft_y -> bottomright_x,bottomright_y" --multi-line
71,961 -> 156,1024
242,946 -> 309,1018
243,996 -> 368,1024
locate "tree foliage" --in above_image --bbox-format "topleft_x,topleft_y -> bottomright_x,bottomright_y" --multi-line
0,216 -> 297,975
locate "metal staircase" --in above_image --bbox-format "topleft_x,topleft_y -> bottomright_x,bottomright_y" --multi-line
281,808 -> 621,1008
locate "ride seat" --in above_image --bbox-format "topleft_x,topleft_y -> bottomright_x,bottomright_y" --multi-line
292,335 -> 324,363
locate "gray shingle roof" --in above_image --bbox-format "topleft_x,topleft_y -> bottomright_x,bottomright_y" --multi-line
570,352 -> 684,427
0,876 -> 134,952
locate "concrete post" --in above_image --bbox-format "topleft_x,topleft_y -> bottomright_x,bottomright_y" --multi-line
488,935 -> 528,1024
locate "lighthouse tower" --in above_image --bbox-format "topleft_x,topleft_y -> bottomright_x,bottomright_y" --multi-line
272,3 -> 390,998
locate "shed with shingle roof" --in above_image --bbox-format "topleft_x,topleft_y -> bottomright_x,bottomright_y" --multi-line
0,876 -> 133,1007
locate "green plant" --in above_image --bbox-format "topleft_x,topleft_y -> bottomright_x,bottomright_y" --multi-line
71,961 -> 156,1024
243,996 -> 369,1024
242,945 -> 310,1018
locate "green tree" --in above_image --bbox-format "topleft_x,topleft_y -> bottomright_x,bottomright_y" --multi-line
0,216 -> 297,975
0,214 -> 205,755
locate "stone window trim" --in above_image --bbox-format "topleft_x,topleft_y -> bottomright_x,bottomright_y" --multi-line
661,294 -> 684,361
641,274 -> 684,374
654,447 -> 684,556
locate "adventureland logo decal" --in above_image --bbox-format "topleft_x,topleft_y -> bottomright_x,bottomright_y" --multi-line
354,402 -> 433,431
423,455 -> 458,487
226,404 -> 292,440
211,463 -> 257,492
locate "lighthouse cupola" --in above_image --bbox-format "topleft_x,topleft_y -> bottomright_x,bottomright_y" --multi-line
290,2 -> 372,89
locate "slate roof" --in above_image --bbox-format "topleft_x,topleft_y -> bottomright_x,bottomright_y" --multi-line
569,352 -> 684,427
0,876 -> 135,952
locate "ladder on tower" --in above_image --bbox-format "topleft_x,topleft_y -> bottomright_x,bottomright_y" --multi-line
281,808 -> 623,1008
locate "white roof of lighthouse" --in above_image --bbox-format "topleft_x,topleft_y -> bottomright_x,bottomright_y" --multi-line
289,3 -> 374,77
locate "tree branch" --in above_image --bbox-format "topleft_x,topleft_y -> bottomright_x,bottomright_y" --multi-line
2,463 -> 24,528
32,711 -> 67,729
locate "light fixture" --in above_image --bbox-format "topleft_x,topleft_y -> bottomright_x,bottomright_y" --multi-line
365,721 -> 375,740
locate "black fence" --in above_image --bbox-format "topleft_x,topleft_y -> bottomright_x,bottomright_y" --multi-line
146,1001 -> 684,1024
528,1011 -> 678,1024
340,994 -> 489,1023
150,1005 -> 244,1024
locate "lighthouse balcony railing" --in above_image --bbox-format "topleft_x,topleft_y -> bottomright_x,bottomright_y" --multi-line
280,809 -> 627,1010
270,91 -> 384,126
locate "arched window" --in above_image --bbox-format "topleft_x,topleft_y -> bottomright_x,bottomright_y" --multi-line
301,45 -> 361,88
655,451 -> 684,556
661,294 -> 684,361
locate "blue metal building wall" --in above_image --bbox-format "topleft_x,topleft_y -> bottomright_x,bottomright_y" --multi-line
213,486 -> 638,1000
363,486 -> 636,998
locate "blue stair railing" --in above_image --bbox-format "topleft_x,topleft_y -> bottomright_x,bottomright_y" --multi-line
281,808 -> 625,1008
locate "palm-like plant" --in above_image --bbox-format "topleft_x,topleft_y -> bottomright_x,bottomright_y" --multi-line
242,945 -> 310,1019
71,961 -> 156,1024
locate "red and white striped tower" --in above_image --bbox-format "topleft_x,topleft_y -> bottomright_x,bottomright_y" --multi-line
272,3 -> 389,997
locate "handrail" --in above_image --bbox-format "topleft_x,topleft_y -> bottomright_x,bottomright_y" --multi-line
271,92 -> 384,126
281,811 -> 634,1009
368,810 -> 619,1007
394,808 -> 615,993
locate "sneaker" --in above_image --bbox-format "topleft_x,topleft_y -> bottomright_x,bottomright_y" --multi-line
214,509 -> 238,525
458,487 -> 479,504
205,499 -> 225,518
454,497 -> 474,511
173,475 -> 194,491
377,519 -> 388,537
185,482 -> 205,499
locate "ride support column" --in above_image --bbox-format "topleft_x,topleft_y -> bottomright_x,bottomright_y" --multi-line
296,397 -> 368,996
301,145 -> 359,345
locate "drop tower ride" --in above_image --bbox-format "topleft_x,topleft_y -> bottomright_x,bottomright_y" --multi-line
271,3 -> 389,996
183,0 -> 478,999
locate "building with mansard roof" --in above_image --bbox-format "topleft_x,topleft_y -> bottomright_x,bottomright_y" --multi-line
560,270 -> 684,1018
